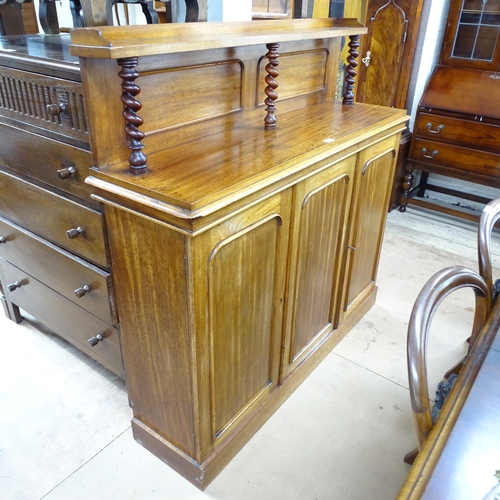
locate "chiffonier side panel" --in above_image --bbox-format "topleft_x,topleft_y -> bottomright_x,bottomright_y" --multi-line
344,138 -> 398,311
286,161 -> 355,371
104,205 -> 196,457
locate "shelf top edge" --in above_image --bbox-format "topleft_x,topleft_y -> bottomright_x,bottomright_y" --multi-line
69,19 -> 366,59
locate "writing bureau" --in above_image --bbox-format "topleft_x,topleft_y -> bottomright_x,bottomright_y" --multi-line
402,0 -> 500,219
0,20 -> 407,488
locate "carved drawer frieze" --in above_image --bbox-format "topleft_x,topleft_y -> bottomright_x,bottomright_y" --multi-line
0,68 -> 88,142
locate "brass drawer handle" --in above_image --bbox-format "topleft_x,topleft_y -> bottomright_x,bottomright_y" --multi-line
426,122 -> 444,134
74,284 -> 91,298
57,166 -> 76,180
88,333 -> 104,347
46,102 -> 67,116
422,148 -> 438,159
66,226 -> 83,239
0,236 -> 6,244
7,281 -> 22,292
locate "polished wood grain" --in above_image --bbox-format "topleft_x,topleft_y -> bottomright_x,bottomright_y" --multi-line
1,257 -> 123,376
419,66 -> 500,120
104,205 -> 197,457
0,122 -> 95,205
356,0 -> 424,110
357,0 -> 407,107
0,216 -> 115,325
414,112 -> 500,152
0,169 -> 108,268
343,137 -> 398,314
283,156 -> 355,376
406,266 -> 490,450
404,64 -> 500,216
410,138 -> 500,177
0,66 -> 88,144
397,297 -> 500,500
69,19 -> 367,59
0,22 -> 408,490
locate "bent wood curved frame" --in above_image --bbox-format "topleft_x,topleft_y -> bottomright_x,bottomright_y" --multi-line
407,266 -> 490,449
478,197 -> 500,301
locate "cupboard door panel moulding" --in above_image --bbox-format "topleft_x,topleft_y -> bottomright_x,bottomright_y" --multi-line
282,155 -> 355,378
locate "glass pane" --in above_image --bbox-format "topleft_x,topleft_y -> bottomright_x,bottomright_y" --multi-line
452,0 -> 500,60
453,24 -> 479,57
473,25 -> 500,58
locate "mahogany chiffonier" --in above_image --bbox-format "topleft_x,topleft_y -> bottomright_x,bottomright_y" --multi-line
0,20 -> 407,488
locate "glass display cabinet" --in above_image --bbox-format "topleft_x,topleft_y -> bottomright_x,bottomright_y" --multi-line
442,0 -> 500,68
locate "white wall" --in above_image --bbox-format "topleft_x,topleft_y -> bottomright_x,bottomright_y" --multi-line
406,0 -> 451,130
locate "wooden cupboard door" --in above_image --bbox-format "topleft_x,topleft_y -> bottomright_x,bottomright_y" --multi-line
282,156 -> 355,378
195,191 -> 291,451
356,0 -> 425,109
342,139 -> 398,315
357,0 -> 408,107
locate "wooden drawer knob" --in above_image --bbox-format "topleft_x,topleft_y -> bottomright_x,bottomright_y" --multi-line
66,226 -> 83,239
87,334 -> 104,347
74,284 -> 91,298
7,281 -> 22,292
46,102 -> 67,116
0,236 -> 6,244
57,166 -> 76,180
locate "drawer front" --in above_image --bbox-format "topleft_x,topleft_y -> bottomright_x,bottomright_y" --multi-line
0,122 -> 95,206
0,216 -> 116,325
0,66 -> 88,143
1,258 -> 123,377
415,112 -> 500,152
0,170 -> 108,268
409,138 -> 500,177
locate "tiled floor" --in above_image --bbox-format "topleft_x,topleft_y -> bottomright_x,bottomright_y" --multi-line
1,206 -> 499,500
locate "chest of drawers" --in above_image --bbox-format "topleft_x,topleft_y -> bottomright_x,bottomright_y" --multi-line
0,35 -> 123,377
402,66 -> 500,219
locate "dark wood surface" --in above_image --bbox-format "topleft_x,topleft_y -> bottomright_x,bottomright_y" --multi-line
403,65 -> 500,217
0,23 -> 407,489
398,298 -> 500,499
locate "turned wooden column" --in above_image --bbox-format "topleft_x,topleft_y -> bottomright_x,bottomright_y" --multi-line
343,34 -> 361,105
264,42 -> 280,129
117,57 -> 148,175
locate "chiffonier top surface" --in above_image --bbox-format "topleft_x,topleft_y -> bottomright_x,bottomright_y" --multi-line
420,65 -> 500,120
88,102 -> 408,219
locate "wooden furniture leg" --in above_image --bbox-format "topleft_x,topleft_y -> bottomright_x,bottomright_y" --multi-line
417,171 -> 429,198
399,161 -> 415,212
0,278 -> 22,324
